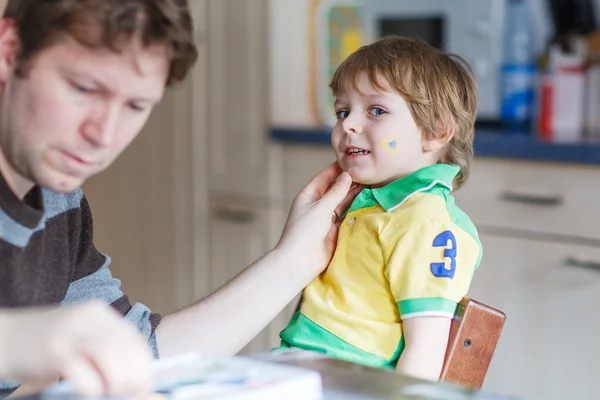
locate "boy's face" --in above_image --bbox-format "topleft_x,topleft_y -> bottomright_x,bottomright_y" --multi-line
331,72 -> 438,187
0,20 -> 168,197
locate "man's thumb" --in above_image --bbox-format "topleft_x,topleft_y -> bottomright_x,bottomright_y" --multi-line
321,171 -> 352,208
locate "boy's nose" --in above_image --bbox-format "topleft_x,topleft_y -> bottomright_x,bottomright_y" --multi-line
342,116 -> 364,135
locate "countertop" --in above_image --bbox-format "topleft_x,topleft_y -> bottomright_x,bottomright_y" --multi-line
270,126 -> 600,166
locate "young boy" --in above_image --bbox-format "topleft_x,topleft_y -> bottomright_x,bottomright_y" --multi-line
278,36 -> 482,381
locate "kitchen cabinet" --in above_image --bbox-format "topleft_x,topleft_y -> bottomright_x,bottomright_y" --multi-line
207,201 -> 270,354
206,0 -> 270,198
206,196 -> 299,355
453,159 -> 600,399
202,0 -> 290,354
469,233 -> 600,400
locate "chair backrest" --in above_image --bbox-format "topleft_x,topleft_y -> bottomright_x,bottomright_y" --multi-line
440,297 -> 506,389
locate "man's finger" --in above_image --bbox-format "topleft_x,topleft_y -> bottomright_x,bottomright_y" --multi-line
298,162 -> 343,201
88,346 -> 128,396
62,356 -> 105,397
126,342 -> 153,394
319,171 -> 352,211
111,336 -> 152,395
87,331 -> 152,396
334,183 -> 363,219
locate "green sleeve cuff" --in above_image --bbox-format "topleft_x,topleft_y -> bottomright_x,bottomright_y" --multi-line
397,298 -> 458,320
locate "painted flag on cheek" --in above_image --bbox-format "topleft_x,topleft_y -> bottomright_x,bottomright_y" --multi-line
380,137 -> 401,155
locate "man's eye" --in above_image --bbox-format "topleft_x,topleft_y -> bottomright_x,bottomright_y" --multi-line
335,110 -> 349,119
73,83 -> 94,94
369,107 -> 386,116
128,103 -> 146,112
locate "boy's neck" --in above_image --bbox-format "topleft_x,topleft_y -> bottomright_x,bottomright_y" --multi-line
368,161 -> 438,189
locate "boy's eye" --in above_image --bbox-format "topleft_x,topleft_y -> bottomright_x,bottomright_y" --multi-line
369,107 -> 387,116
335,110 -> 350,119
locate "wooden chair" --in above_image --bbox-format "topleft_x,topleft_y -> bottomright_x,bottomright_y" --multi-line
292,296 -> 505,390
440,297 -> 506,389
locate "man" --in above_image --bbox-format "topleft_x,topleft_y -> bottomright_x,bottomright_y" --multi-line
0,0 -> 359,397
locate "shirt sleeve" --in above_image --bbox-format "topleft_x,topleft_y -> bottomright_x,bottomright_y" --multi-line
61,193 -> 162,358
384,217 -> 480,320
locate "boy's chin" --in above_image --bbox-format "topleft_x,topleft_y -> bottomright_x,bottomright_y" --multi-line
347,172 -> 379,186
340,164 -> 388,186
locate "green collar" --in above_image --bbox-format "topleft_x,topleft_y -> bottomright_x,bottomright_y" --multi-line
347,164 -> 459,214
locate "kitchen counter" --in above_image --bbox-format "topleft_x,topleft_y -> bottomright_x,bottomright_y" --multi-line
270,126 -> 600,166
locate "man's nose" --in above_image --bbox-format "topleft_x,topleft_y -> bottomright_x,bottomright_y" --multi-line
81,105 -> 120,147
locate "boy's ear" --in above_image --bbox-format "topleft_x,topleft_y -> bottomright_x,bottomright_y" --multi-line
0,19 -> 19,83
423,125 -> 455,152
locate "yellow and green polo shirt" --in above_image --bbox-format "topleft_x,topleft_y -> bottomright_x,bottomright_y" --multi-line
278,164 -> 482,368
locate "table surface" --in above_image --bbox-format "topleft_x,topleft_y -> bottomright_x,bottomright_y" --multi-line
252,351 -> 513,400
14,352 -> 516,400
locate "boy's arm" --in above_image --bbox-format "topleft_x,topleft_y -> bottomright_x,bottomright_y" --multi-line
395,316 -> 451,381
385,216 -> 480,380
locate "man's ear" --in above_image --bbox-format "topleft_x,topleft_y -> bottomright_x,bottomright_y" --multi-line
0,19 -> 18,83
423,125 -> 455,153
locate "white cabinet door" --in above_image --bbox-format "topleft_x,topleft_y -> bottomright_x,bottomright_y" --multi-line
207,201 -> 289,355
469,233 -> 600,400
206,0 -> 269,197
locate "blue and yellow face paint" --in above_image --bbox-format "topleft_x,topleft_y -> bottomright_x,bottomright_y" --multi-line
380,137 -> 401,155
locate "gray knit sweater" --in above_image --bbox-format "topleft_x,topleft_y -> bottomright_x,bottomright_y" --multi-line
0,173 -> 160,397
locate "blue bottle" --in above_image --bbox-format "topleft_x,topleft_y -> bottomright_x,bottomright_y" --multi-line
500,0 -> 537,131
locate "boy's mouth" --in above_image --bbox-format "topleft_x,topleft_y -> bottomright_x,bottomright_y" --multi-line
346,147 -> 371,156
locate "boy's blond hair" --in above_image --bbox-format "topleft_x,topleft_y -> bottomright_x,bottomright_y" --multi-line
330,35 -> 478,190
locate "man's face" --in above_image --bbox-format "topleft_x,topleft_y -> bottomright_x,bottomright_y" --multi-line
0,23 -> 169,195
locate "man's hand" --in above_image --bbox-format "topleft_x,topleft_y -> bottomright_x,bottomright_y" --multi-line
277,162 -> 362,283
0,301 -> 153,397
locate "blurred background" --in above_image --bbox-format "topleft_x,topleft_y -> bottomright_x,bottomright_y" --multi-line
38,0 -> 600,399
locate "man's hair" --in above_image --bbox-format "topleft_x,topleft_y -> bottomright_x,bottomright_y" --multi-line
4,0 -> 198,86
330,35 -> 478,190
